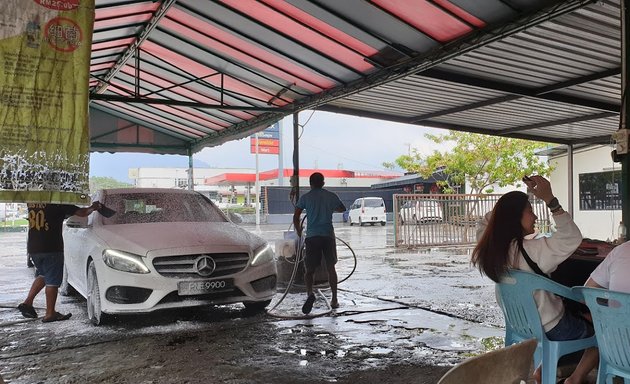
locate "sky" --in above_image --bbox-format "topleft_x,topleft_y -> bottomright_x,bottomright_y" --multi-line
89,111 -> 451,183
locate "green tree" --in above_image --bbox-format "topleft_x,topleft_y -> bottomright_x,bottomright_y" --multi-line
387,131 -> 551,194
89,176 -> 133,192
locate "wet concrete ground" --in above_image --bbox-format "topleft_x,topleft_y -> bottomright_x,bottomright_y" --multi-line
0,224 -> 505,383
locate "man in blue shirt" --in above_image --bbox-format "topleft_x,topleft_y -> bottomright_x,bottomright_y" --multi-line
293,172 -> 346,314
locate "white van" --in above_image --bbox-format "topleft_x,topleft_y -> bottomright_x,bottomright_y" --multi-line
348,197 -> 386,226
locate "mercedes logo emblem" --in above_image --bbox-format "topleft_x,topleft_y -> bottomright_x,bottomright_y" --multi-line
194,255 -> 216,277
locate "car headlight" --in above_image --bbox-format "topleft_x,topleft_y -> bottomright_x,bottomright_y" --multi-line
251,244 -> 274,266
102,249 -> 150,274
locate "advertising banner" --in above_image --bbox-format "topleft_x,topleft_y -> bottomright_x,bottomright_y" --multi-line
250,138 -> 279,147
0,0 -> 95,204
250,122 -> 280,155
250,145 -> 280,155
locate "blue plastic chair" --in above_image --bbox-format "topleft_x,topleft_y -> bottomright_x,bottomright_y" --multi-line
574,287 -> 630,384
496,269 -> 597,384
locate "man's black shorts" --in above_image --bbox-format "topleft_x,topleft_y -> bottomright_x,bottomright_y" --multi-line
304,236 -> 337,272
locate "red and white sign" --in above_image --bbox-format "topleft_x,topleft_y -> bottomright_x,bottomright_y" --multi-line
250,145 -> 279,154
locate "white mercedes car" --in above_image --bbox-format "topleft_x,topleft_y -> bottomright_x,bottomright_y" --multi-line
62,188 -> 277,325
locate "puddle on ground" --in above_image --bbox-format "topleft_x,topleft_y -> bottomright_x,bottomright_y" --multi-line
369,347 -> 393,355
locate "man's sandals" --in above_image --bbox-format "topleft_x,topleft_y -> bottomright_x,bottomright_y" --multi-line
302,295 -> 316,314
17,303 -> 37,319
42,312 -> 72,323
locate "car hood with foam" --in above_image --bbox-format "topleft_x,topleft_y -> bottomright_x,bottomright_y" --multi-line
94,221 -> 265,257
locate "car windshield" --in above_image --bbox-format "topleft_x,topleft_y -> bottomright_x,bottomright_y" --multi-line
364,199 -> 384,207
102,192 -> 227,225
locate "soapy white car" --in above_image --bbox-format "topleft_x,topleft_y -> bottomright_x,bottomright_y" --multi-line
62,188 -> 277,325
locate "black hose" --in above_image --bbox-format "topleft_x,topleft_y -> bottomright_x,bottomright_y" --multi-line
266,225 -> 358,319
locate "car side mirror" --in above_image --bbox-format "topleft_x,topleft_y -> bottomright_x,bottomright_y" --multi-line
66,215 -> 89,228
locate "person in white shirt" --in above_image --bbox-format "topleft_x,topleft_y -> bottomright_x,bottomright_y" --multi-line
564,241 -> 630,383
588,241 -> 630,292
473,175 -> 595,384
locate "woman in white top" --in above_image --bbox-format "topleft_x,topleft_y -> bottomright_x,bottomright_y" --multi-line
472,175 -> 595,384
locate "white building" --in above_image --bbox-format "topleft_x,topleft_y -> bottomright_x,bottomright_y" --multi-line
0,202 -> 26,221
546,143 -> 621,241
128,167 -> 402,206
128,167 -> 252,189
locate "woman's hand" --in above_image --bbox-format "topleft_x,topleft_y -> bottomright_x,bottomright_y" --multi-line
523,175 -> 554,204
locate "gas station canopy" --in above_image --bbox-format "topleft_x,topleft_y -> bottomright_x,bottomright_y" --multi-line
89,0 -> 619,155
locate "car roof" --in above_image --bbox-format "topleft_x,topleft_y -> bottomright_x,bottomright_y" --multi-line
101,188 -> 198,195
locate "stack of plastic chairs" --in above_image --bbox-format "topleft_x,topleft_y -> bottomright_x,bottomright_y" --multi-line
496,269 -> 597,383
574,287 -> 630,384
437,339 -> 537,384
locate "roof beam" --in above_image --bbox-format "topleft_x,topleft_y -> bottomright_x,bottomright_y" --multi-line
90,104 -> 192,141
408,67 -> 620,122
316,104 -> 574,145
91,143 -> 189,151
213,0 -> 365,78
288,0 -> 594,114
570,135 -> 614,144
299,1 -> 415,63
499,112 -> 617,134
93,0 -> 177,94
191,112 -> 285,152
90,94 -> 284,112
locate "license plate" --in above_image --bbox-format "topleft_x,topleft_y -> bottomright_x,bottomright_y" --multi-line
178,279 -> 233,295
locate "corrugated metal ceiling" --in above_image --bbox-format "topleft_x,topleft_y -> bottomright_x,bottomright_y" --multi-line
321,0 -> 621,145
89,0 -> 612,155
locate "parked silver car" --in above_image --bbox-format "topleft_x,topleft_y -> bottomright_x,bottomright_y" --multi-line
399,199 -> 444,224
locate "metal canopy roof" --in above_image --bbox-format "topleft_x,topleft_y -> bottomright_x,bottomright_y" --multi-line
89,0 -> 614,156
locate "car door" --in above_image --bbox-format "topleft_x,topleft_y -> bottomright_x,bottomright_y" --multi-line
349,199 -> 361,223
63,215 -> 86,291
63,193 -> 101,295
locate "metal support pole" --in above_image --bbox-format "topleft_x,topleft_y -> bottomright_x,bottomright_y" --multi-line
622,0 -> 630,226
187,149 -> 194,191
278,120 -> 284,186
567,144 -> 573,216
255,132 -> 260,227
135,48 -> 140,97
292,113 -> 300,202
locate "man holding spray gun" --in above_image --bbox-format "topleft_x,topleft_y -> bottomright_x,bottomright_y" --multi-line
293,172 -> 346,314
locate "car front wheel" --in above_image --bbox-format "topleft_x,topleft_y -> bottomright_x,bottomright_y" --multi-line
87,261 -> 111,325
243,299 -> 271,312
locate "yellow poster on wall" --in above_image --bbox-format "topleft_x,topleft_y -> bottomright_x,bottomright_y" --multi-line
0,0 -> 94,204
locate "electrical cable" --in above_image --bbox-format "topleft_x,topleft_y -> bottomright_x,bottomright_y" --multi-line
299,110 -> 316,129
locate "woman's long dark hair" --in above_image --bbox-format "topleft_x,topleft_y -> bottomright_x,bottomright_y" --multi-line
471,191 -> 530,282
